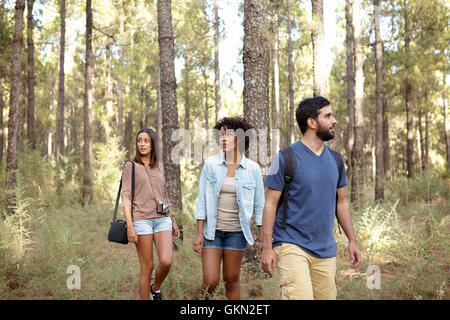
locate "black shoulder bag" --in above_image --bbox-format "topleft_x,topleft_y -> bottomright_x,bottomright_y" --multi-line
108,160 -> 135,244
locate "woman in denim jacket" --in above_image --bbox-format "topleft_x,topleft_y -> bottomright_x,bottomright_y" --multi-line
193,117 -> 265,300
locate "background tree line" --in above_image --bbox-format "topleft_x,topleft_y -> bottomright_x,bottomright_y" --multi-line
1,0 -> 448,211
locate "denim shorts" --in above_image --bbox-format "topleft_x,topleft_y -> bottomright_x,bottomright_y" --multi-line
133,216 -> 172,235
202,230 -> 248,251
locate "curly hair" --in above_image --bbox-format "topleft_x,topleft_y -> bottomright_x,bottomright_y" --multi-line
213,117 -> 254,153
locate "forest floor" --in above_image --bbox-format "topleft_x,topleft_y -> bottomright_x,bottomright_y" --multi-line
1,166 -> 449,300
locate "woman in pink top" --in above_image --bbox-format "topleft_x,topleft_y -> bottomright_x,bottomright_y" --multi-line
122,128 -> 180,300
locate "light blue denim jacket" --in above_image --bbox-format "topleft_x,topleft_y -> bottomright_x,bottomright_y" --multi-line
195,153 -> 265,245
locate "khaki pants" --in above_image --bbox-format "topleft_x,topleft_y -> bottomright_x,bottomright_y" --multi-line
273,243 -> 337,300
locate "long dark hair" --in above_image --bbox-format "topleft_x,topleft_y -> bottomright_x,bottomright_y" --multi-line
134,128 -> 159,168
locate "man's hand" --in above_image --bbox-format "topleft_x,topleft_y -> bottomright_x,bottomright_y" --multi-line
261,246 -> 277,277
348,240 -> 361,268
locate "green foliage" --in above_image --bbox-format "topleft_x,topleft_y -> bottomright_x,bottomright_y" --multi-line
92,137 -> 127,204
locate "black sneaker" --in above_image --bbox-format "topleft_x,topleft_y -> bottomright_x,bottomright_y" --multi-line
151,284 -> 162,300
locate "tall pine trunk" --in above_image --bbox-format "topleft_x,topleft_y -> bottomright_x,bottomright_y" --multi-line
26,0 -> 35,150
311,0 -> 327,97
214,0 -> 221,123
0,87 -> 4,165
5,0 -> 26,192
350,0 -> 365,210
383,95 -> 391,179
404,0 -> 414,179
374,0 -> 384,201
56,0 -> 65,161
83,0 -> 94,204
243,0 -> 270,267
345,0 -> 355,180
117,5 -> 124,144
157,0 -> 183,238
443,73 -> 450,169
287,0 -> 294,144
272,0 -> 281,152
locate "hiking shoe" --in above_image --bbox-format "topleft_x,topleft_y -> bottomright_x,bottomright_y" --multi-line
151,284 -> 162,300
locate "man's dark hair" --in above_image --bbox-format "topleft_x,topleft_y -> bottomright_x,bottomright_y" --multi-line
213,116 -> 254,153
296,96 -> 331,134
134,128 -> 159,168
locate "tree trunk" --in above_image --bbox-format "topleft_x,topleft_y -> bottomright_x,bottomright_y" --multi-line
272,0 -> 280,152
444,75 -> 450,169
117,5 -> 124,144
0,87 -> 4,165
214,0 -> 221,123
345,0 -> 355,181
5,0 -> 25,192
424,109 -> 429,172
287,0 -> 294,144
105,43 -> 114,137
157,0 -> 183,237
26,0 -> 35,151
203,67 -> 209,142
183,62 -> 190,132
157,64 -> 163,159
311,0 -> 327,97
83,0 -> 94,204
350,0 -> 365,210
383,97 -> 391,180
243,0 -> 270,267
56,0 -> 65,161
404,0 -> 414,179
374,0 -> 384,201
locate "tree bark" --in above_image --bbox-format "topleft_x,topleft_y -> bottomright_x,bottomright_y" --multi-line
157,0 -> 183,233
214,0 -> 221,123
272,0 -> 281,152
345,0 -> 355,181
83,0 -> 94,204
203,67 -> 209,142
56,0 -> 65,160
243,0 -> 270,267
404,0 -> 414,179
105,43 -> 114,137
183,62 -> 190,132
444,73 -> 450,169
157,64 -> 163,159
117,4 -> 124,144
311,0 -> 327,97
374,0 -> 384,201
286,0 -> 295,144
0,87 -> 4,165
383,95 -> 391,179
5,0 -> 26,192
26,0 -> 35,151
350,0 -> 365,210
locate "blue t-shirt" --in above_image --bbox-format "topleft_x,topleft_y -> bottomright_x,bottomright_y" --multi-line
264,140 -> 348,259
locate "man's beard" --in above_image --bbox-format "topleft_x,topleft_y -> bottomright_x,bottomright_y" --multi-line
316,122 -> 335,141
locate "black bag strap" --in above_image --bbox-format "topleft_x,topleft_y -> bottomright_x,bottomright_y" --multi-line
112,160 -> 135,222
330,149 -> 344,235
279,146 -> 296,228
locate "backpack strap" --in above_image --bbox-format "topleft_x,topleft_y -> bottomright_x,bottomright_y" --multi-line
278,146 -> 296,228
112,160 -> 135,222
330,149 -> 344,235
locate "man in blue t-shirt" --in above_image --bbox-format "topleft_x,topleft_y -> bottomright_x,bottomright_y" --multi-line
261,96 -> 361,300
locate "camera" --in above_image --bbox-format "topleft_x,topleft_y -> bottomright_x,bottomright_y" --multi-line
157,201 -> 170,215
